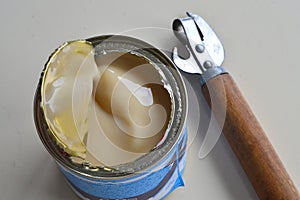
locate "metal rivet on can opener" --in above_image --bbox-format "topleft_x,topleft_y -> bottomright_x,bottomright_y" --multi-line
195,44 -> 205,53
203,60 -> 214,69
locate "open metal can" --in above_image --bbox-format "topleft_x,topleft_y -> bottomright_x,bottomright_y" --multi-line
34,35 -> 188,199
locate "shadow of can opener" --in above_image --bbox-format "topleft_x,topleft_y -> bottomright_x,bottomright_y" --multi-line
172,12 -> 300,199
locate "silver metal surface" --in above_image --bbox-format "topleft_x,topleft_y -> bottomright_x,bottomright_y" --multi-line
172,12 -> 227,84
187,12 -> 225,67
199,66 -> 228,86
172,17 -> 212,74
204,60 -> 214,69
195,44 -> 205,53
173,46 -> 201,74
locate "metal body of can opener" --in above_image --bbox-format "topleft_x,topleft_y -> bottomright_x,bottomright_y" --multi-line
172,12 -> 300,199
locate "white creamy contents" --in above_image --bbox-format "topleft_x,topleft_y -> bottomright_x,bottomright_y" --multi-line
42,42 -> 172,166
86,52 -> 172,166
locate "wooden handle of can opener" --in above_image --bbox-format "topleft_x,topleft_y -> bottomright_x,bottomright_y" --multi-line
202,73 -> 300,199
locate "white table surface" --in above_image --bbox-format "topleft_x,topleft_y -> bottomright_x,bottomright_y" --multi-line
0,0 -> 299,199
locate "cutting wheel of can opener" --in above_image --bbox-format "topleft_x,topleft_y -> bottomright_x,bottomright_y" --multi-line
172,12 -> 300,199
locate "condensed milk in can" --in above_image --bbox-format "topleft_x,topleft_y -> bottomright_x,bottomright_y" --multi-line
34,35 -> 188,199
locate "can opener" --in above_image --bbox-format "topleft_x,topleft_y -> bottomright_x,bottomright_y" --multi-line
172,12 -> 300,199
